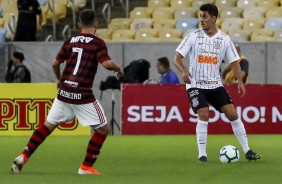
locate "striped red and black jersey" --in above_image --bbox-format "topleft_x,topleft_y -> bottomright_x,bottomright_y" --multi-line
55,33 -> 111,104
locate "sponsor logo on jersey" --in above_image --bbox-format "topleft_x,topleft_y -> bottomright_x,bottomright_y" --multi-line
210,51 -> 219,55
64,80 -> 78,87
198,55 -> 218,64
198,48 -> 208,54
196,80 -> 219,85
70,36 -> 93,43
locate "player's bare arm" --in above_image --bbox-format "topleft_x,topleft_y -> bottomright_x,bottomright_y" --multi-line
241,70 -> 247,84
173,52 -> 192,84
101,60 -> 124,77
222,64 -> 232,80
52,59 -> 61,87
231,61 -> 246,97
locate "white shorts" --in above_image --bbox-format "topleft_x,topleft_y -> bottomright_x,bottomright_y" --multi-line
47,98 -> 107,129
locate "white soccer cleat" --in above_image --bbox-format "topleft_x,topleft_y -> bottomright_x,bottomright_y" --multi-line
11,154 -> 27,174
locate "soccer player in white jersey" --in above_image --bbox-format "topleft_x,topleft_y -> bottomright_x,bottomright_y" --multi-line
174,3 -> 261,163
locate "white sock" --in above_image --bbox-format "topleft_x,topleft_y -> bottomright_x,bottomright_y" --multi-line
231,118 -> 250,154
196,120 -> 208,158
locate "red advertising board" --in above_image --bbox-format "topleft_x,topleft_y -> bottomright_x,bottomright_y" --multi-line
121,84 -> 282,135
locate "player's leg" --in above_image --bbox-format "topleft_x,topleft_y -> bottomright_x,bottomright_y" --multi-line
187,88 -> 209,162
11,98 -> 74,173
221,104 -> 261,160
209,87 -> 261,161
196,107 -> 209,162
221,104 -> 250,152
10,121 -> 56,174
22,122 -> 57,158
209,87 -> 250,152
78,124 -> 110,175
74,100 -> 109,174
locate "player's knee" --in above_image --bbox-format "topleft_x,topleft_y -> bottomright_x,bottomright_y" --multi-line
227,114 -> 239,121
197,108 -> 209,121
95,124 -> 110,136
224,110 -> 238,121
44,121 -> 57,132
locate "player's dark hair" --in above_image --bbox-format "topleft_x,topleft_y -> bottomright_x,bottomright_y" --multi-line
200,3 -> 218,18
79,9 -> 96,27
157,57 -> 170,69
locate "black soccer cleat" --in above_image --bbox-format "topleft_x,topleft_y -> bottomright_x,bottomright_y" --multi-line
245,150 -> 261,161
197,156 -> 208,163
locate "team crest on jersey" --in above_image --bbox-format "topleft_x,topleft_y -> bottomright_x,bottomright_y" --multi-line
213,40 -> 222,49
191,97 -> 199,107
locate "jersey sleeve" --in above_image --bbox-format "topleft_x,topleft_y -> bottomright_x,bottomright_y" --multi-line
225,39 -> 240,63
96,40 -> 111,63
55,41 -> 68,63
175,34 -> 192,58
240,59 -> 249,73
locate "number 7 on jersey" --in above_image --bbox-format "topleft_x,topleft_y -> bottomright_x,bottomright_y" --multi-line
72,47 -> 83,75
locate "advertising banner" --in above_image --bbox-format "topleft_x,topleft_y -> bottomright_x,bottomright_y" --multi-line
121,84 -> 282,135
0,84 -> 90,136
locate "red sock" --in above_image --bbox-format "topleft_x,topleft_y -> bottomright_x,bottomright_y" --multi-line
22,125 -> 51,158
82,132 -> 107,167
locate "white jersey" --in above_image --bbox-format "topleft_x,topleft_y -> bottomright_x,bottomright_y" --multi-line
176,29 -> 240,89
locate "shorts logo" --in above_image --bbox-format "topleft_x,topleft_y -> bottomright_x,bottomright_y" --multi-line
191,97 -> 199,107
189,90 -> 199,97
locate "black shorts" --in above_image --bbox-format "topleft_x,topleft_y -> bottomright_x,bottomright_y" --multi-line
187,87 -> 233,114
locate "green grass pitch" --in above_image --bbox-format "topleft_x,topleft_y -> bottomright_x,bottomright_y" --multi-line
1,135 -> 282,184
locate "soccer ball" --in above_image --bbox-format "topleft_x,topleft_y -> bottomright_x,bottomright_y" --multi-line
219,145 -> 240,163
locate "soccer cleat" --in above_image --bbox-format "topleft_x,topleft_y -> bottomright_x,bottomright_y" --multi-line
78,165 -> 101,175
197,156 -> 208,163
11,154 -> 28,174
245,150 -> 261,161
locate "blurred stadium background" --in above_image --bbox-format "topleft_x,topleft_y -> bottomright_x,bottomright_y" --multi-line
1,0 -> 282,42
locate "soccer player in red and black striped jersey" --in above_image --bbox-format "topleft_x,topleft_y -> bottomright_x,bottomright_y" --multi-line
11,9 -> 124,175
